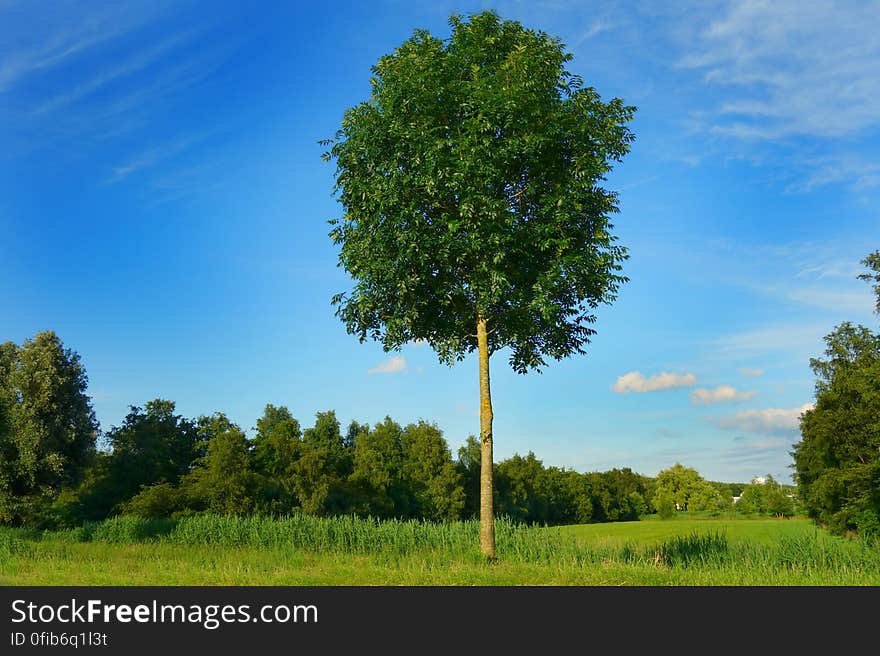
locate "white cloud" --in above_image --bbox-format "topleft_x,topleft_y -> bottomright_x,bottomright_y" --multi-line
690,385 -> 756,405
368,355 -> 407,375
738,367 -> 764,377
708,403 -> 814,435
611,371 -> 696,394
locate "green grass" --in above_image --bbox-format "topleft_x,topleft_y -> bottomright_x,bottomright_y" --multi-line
1,514 -> 877,585
560,516 -> 822,547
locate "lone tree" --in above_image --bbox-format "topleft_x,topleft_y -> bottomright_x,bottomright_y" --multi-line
323,11 -> 635,558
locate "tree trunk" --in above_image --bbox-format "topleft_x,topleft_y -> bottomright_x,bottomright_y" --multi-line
477,316 -> 495,560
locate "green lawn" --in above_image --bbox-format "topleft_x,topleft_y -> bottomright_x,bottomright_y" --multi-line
2,515 -> 877,586
560,516 -> 824,547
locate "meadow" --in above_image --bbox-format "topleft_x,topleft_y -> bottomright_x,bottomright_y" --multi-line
1,514 -> 878,586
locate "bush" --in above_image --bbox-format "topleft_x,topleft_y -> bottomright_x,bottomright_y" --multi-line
122,483 -> 187,518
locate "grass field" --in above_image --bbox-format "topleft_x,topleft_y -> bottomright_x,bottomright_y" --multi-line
2,514 -> 878,585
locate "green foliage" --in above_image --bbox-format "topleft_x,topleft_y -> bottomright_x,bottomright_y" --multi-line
655,494 -> 676,520
736,476 -> 796,517
294,410 -> 352,516
857,250 -> 880,315
0,331 -> 98,525
496,452 -> 549,523
349,416 -> 407,517
493,459 -> 648,526
181,414 -> 260,515
324,10 -> 635,373
586,467 -> 652,521
0,394 -> 12,520
652,463 -> 721,514
67,400 -> 203,522
793,252 -> 880,538
543,467 -> 593,525
455,435 -> 481,519
122,482 -> 188,518
400,421 -> 466,521
250,404 -> 303,513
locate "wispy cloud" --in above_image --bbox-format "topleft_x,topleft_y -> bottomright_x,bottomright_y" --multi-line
30,31 -> 194,116
695,239 -> 876,323
1,3 -> 240,173
690,385 -> 756,405
712,323 -> 828,360
787,154 -> 880,192
715,436 -> 796,481
708,403 -> 814,435
368,355 -> 407,375
612,370 -> 696,394
106,135 -> 199,184
681,1 -> 880,140
785,287 -> 875,314
145,156 -> 227,206
738,367 -> 764,377
0,2 -> 161,92
576,19 -> 614,44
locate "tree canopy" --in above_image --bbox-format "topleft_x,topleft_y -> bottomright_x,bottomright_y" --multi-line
0,331 -> 98,524
323,10 -> 635,372
652,463 -> 723,516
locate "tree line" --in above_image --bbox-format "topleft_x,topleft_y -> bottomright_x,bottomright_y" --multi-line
0,331 -> 795,529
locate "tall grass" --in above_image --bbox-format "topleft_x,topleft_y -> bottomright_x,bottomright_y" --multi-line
5,514 -> 880,582
48,514 -> 589,563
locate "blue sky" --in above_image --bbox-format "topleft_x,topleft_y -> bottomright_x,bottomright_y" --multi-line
2,0 -> 877,484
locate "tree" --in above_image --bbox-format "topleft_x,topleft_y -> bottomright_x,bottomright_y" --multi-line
857,250 -> 880,314
0,394 -> 12,517
50,400 -> 202,523
296,410 -> 353,516
586,468 -> 651,522
323,10 -> 635,558
652,463 -> 719,515
736,475 -> 796,518
399,421 -> 465,521
455,435 -> 482,520
349,416 -> 406,517
793,323 -> 880,535
181,413 -> 259,515
495,452 -> 549,523
793,252 -> 880,538
543,467 -> 593,525
251,404 -> 303,513
0,331 -> 98,524
108,401 -> 201,497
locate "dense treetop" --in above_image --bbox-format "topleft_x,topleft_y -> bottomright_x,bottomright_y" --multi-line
324,11 -> 635,373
